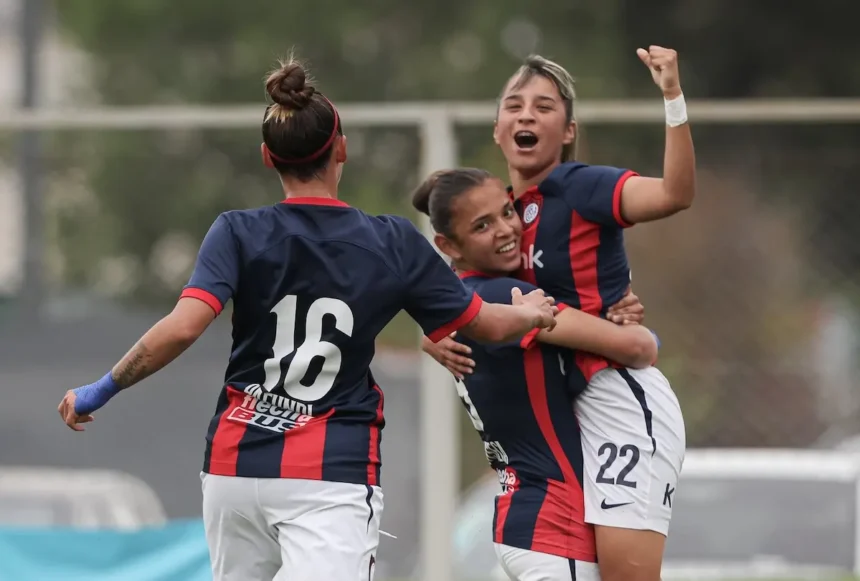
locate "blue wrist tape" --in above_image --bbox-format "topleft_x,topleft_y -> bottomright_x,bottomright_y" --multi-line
650,330 -> 661,350
73,372 -> 121,415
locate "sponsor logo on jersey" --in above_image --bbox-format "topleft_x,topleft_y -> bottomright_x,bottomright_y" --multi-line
521,244 -> 544,270
497,466 -> 520,495
244,383 -> 313,416
484,439 -> 509,467
228,396 -> 313,434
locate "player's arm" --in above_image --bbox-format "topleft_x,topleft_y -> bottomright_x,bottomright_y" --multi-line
606,287 -> 645,325
58,215 -> 239,431
616,121 -> 695,224
559,52 -> 694,227
561,158 -> 693,228
460,279 -> 563,346
424,286 -> 646,379
399,221 -> 555,345
535,306 -> 658,369
618,46 -> 696,224
421,333 -> 473,380
110,214 -> 241,388
108,298 -> 216,390
458,290 -> 557,344
421,278 -> 560,356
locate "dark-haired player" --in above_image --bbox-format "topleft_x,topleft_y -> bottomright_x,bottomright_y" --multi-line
57,57 -> 557,581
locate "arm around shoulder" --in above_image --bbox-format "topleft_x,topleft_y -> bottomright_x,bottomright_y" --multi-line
458,285 -> 557,344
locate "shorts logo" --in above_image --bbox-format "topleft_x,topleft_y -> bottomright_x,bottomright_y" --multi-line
600,499 -> 633,510
523,202 -> 539,224
663,483 -> 675,508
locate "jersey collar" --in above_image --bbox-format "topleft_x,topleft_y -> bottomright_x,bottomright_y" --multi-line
508,162 -> 578,201
458,269 -> 496,280
282,196 -> 350,208
506,184 -> 540,203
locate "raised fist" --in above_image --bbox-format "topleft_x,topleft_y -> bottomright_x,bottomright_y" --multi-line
637,46 -> 682,99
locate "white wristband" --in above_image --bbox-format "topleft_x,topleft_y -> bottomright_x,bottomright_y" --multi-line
664,93 -> 687,127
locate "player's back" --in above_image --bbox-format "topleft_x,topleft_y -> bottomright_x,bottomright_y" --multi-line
223,200 -> 409,396
457,273 -> 595,562
184,197 -> 480,485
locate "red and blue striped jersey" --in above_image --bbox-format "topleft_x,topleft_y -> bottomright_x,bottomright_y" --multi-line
181,197 -> 482,485
457,272 -> 596,562
514,162 -> 637,389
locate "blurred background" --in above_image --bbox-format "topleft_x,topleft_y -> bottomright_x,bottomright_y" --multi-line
1,0 -> 860,579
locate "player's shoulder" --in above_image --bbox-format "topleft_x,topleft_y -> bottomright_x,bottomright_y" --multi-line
462,274 -> 538,306
544,161 -> 628,192
361,213 -> 425,248
228,202 -> 366,238
216,204 -> 283,232
336,213 -> 438,287
371,213 -> 420,234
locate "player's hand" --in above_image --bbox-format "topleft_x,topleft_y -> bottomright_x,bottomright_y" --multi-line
606,288 -> 645,325
637,46 -> 681,99
422,333 -> 475,381
57,390 -> 95,432
512,287 -> 558,332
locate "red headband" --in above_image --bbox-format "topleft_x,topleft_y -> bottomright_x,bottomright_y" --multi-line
267,96 -> 340,165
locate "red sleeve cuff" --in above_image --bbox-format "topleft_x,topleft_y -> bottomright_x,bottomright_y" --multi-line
519,303 -> 569,349
612,170 -> 638,228
519,328 -> 541,350
427,293 -> 483,343
180,287 -> 224,316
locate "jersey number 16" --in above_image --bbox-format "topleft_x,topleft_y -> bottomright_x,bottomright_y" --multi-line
262,295 -> 354,403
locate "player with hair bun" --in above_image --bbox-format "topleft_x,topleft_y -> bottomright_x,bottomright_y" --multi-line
57,56 -> 558,581
426,49 -> 694,581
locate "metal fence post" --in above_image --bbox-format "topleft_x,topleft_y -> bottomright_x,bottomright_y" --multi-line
418,111 -> 459,581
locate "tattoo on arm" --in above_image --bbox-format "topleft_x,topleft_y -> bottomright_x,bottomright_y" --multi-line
111,341 -> 156,390
108,309 -> 209,391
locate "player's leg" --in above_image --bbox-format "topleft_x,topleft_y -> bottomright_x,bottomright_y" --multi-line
200,473 -> 281,581
262,478 -> 384,581
593,526 -> 664,581
576,366 -> 686,581
494,544 -> 601,581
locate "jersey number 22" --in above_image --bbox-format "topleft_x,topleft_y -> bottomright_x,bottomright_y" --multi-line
262,295 -> 354,402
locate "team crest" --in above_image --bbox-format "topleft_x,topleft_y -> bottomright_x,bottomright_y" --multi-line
523,202 -> 539,224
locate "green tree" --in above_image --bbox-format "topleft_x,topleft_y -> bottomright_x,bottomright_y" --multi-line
50,0 -> 628,340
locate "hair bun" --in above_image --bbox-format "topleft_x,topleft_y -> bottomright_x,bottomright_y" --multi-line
266,60 -> 316,110
412,170 -> 447,215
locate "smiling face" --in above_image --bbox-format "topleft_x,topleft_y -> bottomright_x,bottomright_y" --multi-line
493,57 -> 578,181
434,178 -> 523,276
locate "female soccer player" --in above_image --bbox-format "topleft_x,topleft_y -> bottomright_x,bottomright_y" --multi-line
427,48 -> 694,581
56,58 -> 558,581
414,168 -> 662,581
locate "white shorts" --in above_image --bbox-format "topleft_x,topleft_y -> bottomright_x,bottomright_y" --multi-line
201,473 -> 383,581
576,366 -> 685,536
494,544 -> 601,581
